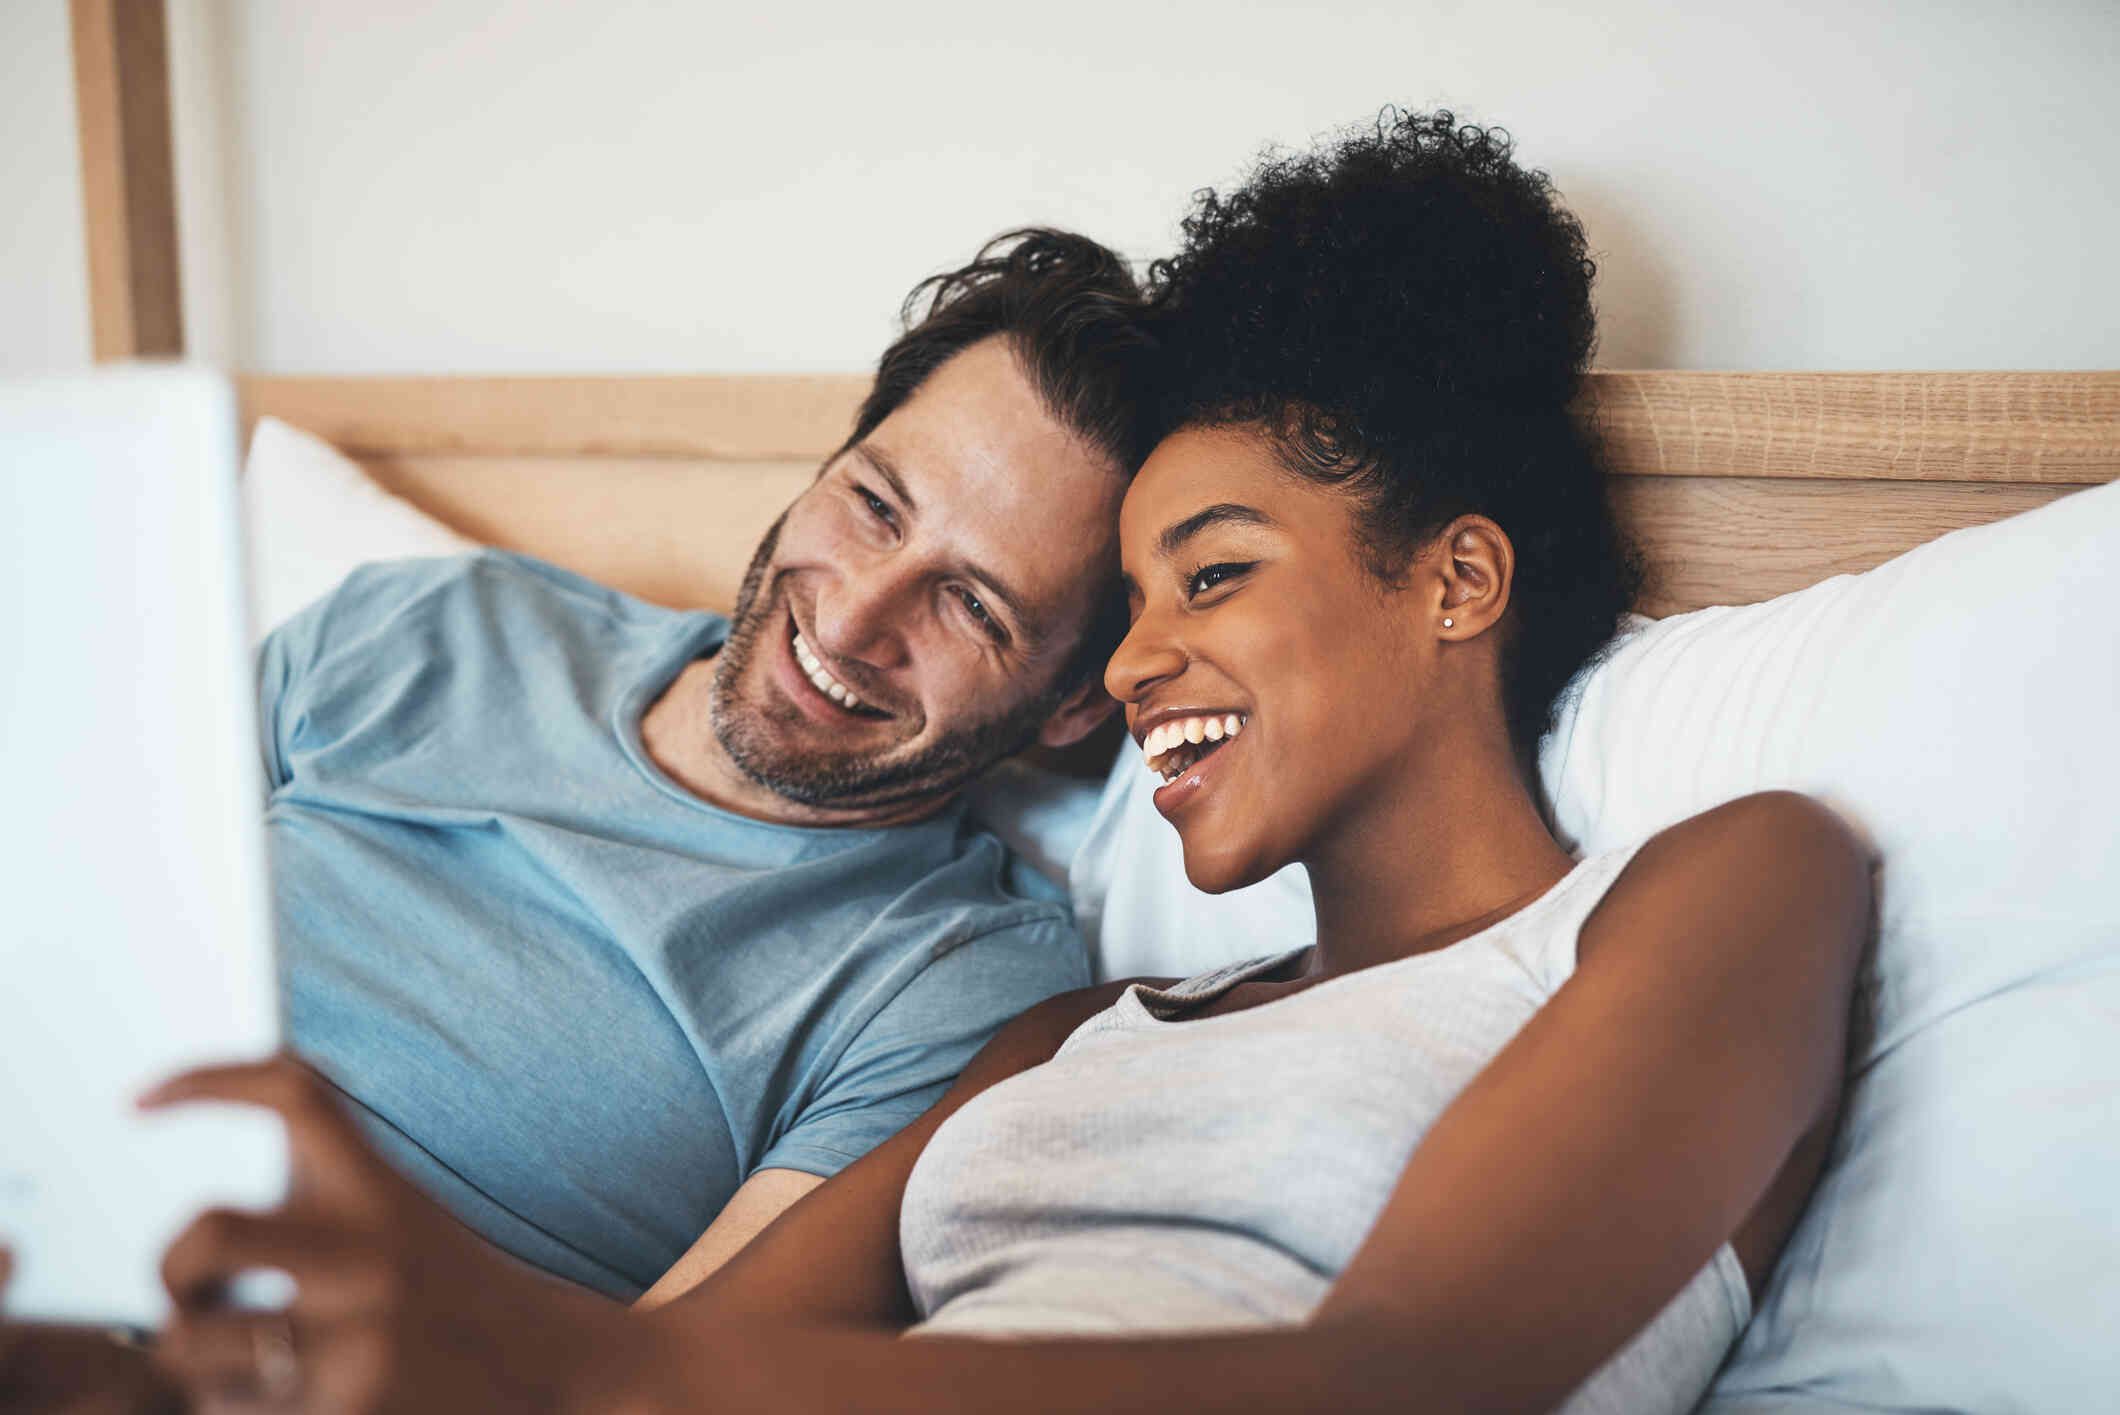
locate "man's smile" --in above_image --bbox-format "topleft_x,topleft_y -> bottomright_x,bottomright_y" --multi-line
792,627 -> 865,710
779,611 -> 892,724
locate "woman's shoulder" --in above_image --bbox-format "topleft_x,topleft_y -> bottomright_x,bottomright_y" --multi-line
1577,791 -> 1871,969
969,979 -> 1168,1077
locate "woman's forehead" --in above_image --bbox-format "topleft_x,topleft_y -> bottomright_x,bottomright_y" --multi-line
1121,425 -> 1338,556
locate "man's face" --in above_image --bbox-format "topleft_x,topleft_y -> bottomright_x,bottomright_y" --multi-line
709,337 -> 1125,810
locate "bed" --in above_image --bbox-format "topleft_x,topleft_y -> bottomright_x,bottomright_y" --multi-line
66,1 -> 2120,1409
224,354 -> 2120,1415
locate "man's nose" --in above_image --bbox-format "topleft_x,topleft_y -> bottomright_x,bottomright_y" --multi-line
809,560 -> 920,671
1103,610 -> 1187,705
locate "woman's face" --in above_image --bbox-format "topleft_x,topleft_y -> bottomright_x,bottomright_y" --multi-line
1105,424 -> 1441,893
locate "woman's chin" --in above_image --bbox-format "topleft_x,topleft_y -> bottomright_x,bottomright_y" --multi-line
1178,832 -> 1285,896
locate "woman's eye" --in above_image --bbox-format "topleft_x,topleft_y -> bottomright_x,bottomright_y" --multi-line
1186,562 -> 1253,598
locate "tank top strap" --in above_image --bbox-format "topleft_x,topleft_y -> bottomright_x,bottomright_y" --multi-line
1508,837 -> 1652,996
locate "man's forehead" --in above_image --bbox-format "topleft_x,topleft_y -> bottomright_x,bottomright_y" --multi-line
864,341 -> 1126,605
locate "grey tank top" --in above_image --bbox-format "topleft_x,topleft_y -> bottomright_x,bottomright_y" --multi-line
899,842 -> 1751,1414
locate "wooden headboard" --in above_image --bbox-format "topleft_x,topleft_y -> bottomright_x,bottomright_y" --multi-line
67,0 -> 2120,620
236,371 -> 2120,619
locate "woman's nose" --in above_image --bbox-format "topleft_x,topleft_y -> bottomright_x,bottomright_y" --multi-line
1103,612 -> 1187,705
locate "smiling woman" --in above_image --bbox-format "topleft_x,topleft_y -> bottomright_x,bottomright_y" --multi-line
871,122 -> 1862,1403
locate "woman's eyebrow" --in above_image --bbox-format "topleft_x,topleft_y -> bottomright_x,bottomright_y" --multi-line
1158,503 -> 1278,557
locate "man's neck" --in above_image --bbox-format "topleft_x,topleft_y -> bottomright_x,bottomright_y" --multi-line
637,657 -> 955,831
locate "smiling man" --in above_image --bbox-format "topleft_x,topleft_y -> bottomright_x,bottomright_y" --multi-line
261,231 -> 1154,1303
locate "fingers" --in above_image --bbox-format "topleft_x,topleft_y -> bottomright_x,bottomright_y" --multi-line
162,1209 -> 389,1319
142,1054 -> 397,1211
157,1309 -> 299,1404
141,1054 -> 340,1138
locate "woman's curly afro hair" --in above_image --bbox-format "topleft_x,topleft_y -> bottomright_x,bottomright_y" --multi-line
1146,109 -> 1643,761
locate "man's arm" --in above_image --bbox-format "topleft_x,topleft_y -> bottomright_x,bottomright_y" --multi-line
630,1169 -> 822,1312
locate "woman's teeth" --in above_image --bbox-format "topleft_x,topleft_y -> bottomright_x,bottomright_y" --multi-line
792,631 -> 863,710
1142,714 -> 1245,782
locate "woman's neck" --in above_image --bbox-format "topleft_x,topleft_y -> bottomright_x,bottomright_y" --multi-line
1300,723 -> 1578,980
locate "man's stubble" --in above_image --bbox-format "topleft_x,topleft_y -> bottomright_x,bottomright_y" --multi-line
706,513 -> 1068,811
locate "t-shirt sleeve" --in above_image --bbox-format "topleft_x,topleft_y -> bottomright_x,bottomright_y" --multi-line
755,911 -> 1089,1180
254,553 -> 482,792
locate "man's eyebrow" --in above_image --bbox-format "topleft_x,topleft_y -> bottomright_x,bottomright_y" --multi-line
965,564 -> 1039,647
852,443 -> 917,515
1158,503 -> 1278,557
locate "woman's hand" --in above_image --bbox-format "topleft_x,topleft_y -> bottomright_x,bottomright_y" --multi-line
143,1056 -> 645,1415
0,1248 -> 184,1414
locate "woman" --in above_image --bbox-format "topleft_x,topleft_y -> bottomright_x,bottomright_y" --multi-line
144,112 -> 1867,1414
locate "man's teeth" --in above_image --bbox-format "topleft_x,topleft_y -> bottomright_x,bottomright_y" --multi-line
791,631 -> 862,710
1142,714 -> 1246,781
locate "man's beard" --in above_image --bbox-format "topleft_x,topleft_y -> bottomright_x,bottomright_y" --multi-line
707,514 -> 1067,810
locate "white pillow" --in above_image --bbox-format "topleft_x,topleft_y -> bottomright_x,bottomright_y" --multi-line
242,416 -> 476,639
1545,479 -> 2120,1414
1074,477 -> 2120,1412
1542,485 -> 2119,1056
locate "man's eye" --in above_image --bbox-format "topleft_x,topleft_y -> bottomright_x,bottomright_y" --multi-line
1186,562 -> 1253,598
953,588 -> 1005,641
856,485 -> 896,526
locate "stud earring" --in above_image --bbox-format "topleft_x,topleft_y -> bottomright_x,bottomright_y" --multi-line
1442,618 -> 1454,629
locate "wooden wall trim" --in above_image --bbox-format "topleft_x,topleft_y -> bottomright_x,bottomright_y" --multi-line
1611,474 -> 2081,617
1589,371 -> 2120,485
240,375 -> 874,462
70,0 -> 184,360
240,372 -> 2120,482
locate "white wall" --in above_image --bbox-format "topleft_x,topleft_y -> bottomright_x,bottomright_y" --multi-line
8,1 -> 2118,375
2,1 -> 92,374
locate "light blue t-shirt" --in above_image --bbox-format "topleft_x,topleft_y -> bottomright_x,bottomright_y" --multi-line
260,551 -> 1087,1299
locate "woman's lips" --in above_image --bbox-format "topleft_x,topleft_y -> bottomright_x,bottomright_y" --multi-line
1139,712 -> 1247,781
1149,719 -> 1247,819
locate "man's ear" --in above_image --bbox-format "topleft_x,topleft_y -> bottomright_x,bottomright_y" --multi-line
1035,677 -> 1118,750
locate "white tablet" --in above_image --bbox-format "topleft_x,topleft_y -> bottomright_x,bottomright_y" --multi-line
0,366 -> 287,1325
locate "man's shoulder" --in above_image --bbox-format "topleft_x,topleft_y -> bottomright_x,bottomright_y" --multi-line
358,548 -> 697,630
877,820 -> 1084,976
276,550 -> 720,667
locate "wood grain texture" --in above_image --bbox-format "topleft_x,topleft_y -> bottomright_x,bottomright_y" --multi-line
1612,474 -> 2085,617
242,372 -> 2120,484
349,454 -> 2102,620
1586,371 -> 2120,484
359,454 -> 816,614
239,371 -> 2116,621
242,376 -> 872,461
69,0 -> 183,360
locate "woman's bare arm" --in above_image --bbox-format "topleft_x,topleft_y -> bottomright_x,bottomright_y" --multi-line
631,1170 -> 824,1312
623,791 -> 1869,1415
656,980 -> 1140,1328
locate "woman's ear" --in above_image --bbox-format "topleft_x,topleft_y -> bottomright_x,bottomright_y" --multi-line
1036,679 -> 1119,750
1434,515 -> 1514,639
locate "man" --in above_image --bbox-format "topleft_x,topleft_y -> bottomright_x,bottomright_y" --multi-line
259,228 -> 1156,1303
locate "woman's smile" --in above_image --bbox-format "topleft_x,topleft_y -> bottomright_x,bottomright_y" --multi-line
1138,710 -> 1250,817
